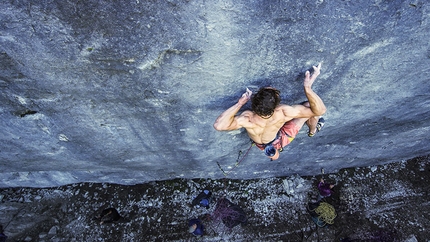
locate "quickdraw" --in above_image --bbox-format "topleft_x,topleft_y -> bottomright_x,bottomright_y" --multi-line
217,141 -> 254,177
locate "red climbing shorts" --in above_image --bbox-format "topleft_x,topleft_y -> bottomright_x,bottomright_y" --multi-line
255,120 -> 300,153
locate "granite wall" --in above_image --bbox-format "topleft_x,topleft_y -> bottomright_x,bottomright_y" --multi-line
0,0 -> 429,187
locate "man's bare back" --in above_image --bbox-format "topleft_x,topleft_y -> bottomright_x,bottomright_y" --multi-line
235,105 -> 298,144
214,63 -> 326,159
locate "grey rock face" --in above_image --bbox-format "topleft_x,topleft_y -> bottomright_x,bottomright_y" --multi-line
0,0 -> 429,187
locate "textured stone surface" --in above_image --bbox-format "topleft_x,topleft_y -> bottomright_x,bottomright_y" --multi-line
0,0 -> 429,187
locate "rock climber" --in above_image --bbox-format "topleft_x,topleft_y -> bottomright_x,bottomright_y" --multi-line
214,63 -> 326,160
317,178 -> 335,201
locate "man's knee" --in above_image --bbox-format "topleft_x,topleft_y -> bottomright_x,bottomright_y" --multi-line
301,101 -> 326,116
314,106 -> 327,116
300,101 -> 310,108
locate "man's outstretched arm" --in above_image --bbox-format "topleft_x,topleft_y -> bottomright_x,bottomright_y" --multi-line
213,88 -> 252,131
303,63 -> 326,116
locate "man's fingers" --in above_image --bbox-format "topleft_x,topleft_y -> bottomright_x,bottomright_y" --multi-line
313,62 -> 322,73
311,63 -> 321,77
246,87 -> 252,96
241,92 -> 250,100
239,88 -> 252,105
243,88 -> 252,98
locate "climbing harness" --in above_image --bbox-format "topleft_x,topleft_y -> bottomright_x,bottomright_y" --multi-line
216,141 -> 254,177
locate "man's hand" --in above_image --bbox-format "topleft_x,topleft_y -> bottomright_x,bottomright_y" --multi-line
304,63 -> 322,88
238,88 -> 252,105
214,88 -> 252,131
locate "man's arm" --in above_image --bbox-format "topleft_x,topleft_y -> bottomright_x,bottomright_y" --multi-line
303,63 -> 326,116
213,88 -> 252,131
280,63 -> 326,119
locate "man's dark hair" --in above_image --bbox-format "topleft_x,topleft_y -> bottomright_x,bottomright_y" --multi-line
251,87 -> 280,118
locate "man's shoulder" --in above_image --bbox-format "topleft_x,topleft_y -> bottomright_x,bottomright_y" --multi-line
240,110 -> 254,116
276,104 -> 300,119
237,110 -> 255,122
236,110 -> 258,127
277,103 -> 293,109
276,104 -> 295,114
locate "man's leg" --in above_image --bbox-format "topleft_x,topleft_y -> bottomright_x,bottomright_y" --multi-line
306,116 -> 319,135
291,117 -> 309,132
270,118 -> 308,161
270,114 -> 315,161
300,101 -> 322,136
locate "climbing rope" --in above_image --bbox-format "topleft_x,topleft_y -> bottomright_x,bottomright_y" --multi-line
216,141 -> 254,177
314,202 -> 337,225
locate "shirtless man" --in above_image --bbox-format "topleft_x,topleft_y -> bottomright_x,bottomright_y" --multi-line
213,63 -> 326,160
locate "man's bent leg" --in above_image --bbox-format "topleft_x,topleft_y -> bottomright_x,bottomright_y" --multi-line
291,117 -> 309,132
306,116 -> 318,135
269,119 -> 307,161
299,101 -> 322,136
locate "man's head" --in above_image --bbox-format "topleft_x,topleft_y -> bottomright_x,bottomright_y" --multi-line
251,87 -> 280,118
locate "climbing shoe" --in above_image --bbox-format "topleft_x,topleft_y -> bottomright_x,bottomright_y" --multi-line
308,117 -> 325,137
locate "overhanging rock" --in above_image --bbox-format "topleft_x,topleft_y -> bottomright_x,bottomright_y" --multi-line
0,0 -> 429,187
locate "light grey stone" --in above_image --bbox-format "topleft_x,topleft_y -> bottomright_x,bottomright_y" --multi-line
48,226 -> 58,235
0,0 -> 429,187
